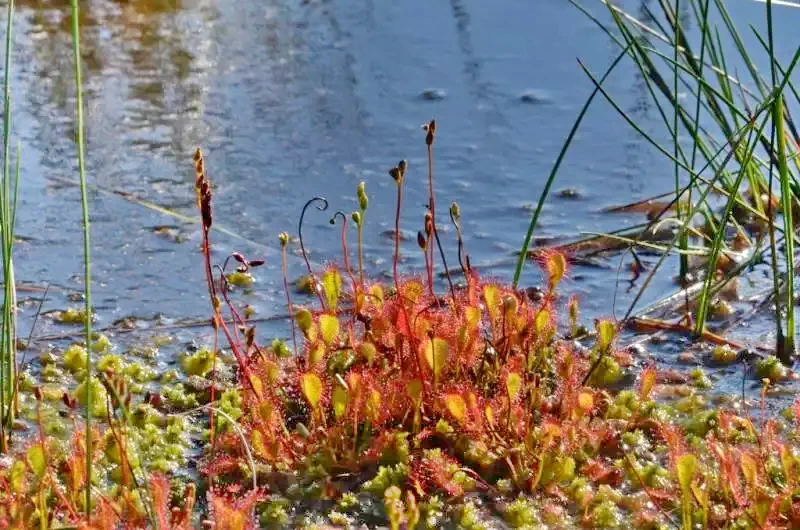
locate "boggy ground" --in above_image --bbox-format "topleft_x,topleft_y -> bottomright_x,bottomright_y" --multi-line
2,150 -> 800,530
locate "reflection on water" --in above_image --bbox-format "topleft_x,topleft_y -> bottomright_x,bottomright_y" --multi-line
4,0 -> 799,363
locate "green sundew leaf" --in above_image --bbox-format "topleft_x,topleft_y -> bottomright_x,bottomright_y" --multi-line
535,310 -> 551,336
309,343 -> 325,366
423,338 -> 449,383
320,314 -> 340,346
370,284 -> 384,308
484,405 -> 495,426
10,459 -> 25,493
406,379 -> 423,402
322,268 -> 342,311
506,373 -> 522,400
483,285 -> 500,323
545,252 -> 567,293
595,320 -> 617,353
740,453 -> 758,488
465,306 -> 481,329
332,386 -> 348,420
443,394 -> 467,424
27,444 -> 46,478
366,390 -> 382,423
676,454 -> 698,530
404,279 -> 425,303
300,373 -> 324,410
359,342 -> 377,365
676,454 -> 697,491
296,307 -> 313,336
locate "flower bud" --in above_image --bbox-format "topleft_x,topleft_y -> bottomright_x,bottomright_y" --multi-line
398,160 -> 407,178
357,181 -> 368,211
279,232 -> 289,247
450,201 -> 460,222
424,212 -> 433,236
389,166 -> 402,184
424,119 -> 436,146
417,231 -> 427,251
351,211 -> 362,226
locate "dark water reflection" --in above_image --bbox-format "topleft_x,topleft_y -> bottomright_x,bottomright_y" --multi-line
5,0 -> 799,378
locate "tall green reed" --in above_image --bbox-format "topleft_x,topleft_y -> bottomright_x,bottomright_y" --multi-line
519,0 -> 799,360
0,0 -> 19,454
69,0 -> 94,516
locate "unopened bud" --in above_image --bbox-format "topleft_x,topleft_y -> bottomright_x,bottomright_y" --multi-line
351,211 -> 362,226
424,119 -> 436,146
249,259 -> 265,267
231,252 -> 246,264
424,212 -> 433,236
450,201 -> 460,222
389,166 -> 402,184
357,181 -> 368,211
279,232 -> 289,247
398,160 -> 407,178
417,231 -> 427,251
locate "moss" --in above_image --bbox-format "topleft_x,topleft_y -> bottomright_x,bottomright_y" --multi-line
90,333 -> 112,354
73,376 -> 109,418
40,384 -> 66,402
97,353 -> 124,373
336,492 -> 359,511
361,463 -> 408,496
591,500 -> 623,528
456,501 -> 489,530
63,344 -> 88,374
503,496 -> 539,528
690,368 -> 713,389
163,383 -> 198,410
181,348 -> 215,377
380,431 -> 410,465
588,356 -> 622,387
123,362 -> 155,383
56,307 -> 92,325
227,270 -> 255,287
420,496 -> 445,529
711,345 -> 737,363
215,388 -> 243,432
756,356 -> 789,381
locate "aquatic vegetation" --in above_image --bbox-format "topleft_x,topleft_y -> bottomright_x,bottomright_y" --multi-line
2,137 -> 800,529
2,0 -> 800,523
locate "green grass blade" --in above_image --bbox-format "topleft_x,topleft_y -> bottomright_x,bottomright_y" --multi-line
512,43 -> 632,288
695,114 -> 771,332
69,0 -> 94,516
0,0 -> 14,452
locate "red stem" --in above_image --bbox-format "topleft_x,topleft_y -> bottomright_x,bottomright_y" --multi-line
393,183 -> 423,380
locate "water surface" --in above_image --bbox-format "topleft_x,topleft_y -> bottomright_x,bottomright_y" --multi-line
5,0 -> 800,395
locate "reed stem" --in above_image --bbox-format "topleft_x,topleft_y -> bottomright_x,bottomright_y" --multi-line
69,0 -> 94,517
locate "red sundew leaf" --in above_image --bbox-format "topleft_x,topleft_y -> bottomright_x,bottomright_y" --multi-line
418,455 -> 465,497
89,497 -> 121,530
202,454 -> 241,478
582,459 -> 623,487
657,423 -> 688,473
712,442 -> 746,507
207,487 -> 262,530
150,473 -> 172,530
